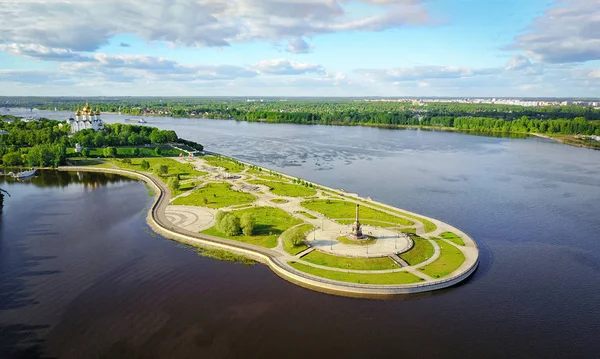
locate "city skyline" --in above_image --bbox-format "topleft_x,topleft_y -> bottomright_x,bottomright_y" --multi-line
0,0 -> 598,97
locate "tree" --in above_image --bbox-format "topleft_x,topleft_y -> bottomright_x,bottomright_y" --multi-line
103,146 -> 117,158
240,212 -> 255,236
140,160 -> 150,170
81,147 -> 90,157
216,212 -> 241,236
154,164 -> 168,175
154,147 -> 161,156
132,147 -> 140,157
168,176 -> 180,191
2,152 -> 22,166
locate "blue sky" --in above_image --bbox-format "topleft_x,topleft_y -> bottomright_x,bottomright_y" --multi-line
0,0 -> 598,97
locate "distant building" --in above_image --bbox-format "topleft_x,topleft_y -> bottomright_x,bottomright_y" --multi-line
67,102 -> 104,134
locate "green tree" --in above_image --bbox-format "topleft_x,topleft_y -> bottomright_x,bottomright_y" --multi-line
240,212 -> 255,236
103,146 -> 117,157
168,176 -> 180,191
2,152 -> 22,166
140,160 -> 150,170
217,212 -> 241,236
81,147 -> 90,157
132,148 -> 140,157
154,164 -> 168,175
154,147 -> 161,156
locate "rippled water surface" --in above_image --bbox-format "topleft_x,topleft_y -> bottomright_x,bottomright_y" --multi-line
1,108 -> 600,358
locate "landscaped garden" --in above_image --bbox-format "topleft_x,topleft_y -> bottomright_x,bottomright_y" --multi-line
203,155 -> 246,173
172,183 -> 256,208
419,239 -> 466,278
300,251 -> 399,271
250,180 -> 317,197
282,224 -> 315,255
439,231 -> 465,246
302,199 -> 414,226
399,235 -> 435,266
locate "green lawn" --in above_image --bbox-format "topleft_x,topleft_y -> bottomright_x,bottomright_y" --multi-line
439,232 -> 466,246
202,206 -> 303,248
301,251 -> 399,271
67,145 -> 182,158
399,236 -> 434,266
270,198 -> 288,204
203,155 -> 245,173
111,157 -> 204,177
400,228 -> 417,234
283,224 -> 315,255
172,182 -> 256,208
289,262 -> 423,284
301,200 -> 414,226
298,211 -> 316,219
173,180 -> 200,196
66,158 -> 113,168
357,200 -> 437,233
419,239 -> 466,278
250,180 -> 317,197
337,235 -> 377,246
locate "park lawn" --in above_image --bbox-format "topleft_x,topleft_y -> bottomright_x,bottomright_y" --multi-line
270,199 -> 288,204
203,155 -> 245,173
336,235 -> 377,246
439,231 -> 465,246
301,251 -> 399,271
298,211 -> 317,219
301,200 -> 413,226
400,228 -> 417,234
283,224 -> 315,255
173,180 -> 200,196
66,158 -> 113,168
250,180 -> 317,197
172,182 -> 256,208
202,206 -> 303,248
419,239 -> 466,278
111,157 -> 204,178
289,262 -> 423,285
357,200 -> 437,233
399,235 -> 434,266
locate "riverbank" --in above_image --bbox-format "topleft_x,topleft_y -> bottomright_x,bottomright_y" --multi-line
59,156 -> 479,298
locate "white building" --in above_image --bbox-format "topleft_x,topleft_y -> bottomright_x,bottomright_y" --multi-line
67,102 -> 104,134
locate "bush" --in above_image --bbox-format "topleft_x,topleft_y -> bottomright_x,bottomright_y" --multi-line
140,160 -> 150,170
283,226 -> 307,248
2,151 -> 22,166
103,147 -> 117,158
132,148 -> 140,157
154,147 -> 161,156
168,176 -> 180,191
153,164 -> 168,175
216,212 -> 241,236
81,147 -> 90,157
240,212 -> 255,236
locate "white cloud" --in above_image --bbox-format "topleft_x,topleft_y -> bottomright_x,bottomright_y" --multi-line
0,0 -> 430,52
286,37 -> 313,54
511,0 -> 600,63
253,59 -> 326,75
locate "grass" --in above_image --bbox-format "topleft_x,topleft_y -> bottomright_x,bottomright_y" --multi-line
301,251 -> 399,271
419,239 -> 466,278
298,211 -> 316,219
289,262 -> 423,285
283,224 -> 315,255
400,228 -> 417,234
399,235 -> 434,266
250,180 -> 317,197
301,200 -> 414,226
439,232 -> 465,246
172,182 -> 256,208
270,198 -> 288,204
202,206 -> 303,248
196,247 -> 256,265
65,158 -> 113,168
357,200 -> 437,233
111,157 -> 204,178
336,235 -> 377,246
173,180 -> 200,196
203,155 -> 245,173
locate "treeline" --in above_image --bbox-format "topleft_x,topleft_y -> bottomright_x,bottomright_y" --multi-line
0,116 -> 204,167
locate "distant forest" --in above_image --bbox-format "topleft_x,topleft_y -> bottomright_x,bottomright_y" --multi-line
3,97 -> 600,135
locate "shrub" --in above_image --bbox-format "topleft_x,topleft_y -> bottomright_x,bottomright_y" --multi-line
122,158 -> 132,164
140,160 -> 150,170
132,148 -> 140,157
103,146 -> 117,158
168,176 -> 180,191
81,147 -> 90,157
283,226 -> 307,248
240,212 -> 255,236
154,164 -> 168,175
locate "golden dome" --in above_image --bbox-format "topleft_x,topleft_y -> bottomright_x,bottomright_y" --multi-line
95,109 -> 101,115
76,109 -> 82,116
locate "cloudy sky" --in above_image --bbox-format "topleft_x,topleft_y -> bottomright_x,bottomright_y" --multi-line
0,0 -> 599,97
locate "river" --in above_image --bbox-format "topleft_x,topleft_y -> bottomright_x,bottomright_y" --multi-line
1,108 -> 600,357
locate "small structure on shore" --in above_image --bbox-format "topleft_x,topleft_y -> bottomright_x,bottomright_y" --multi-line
347,204 -> 367,240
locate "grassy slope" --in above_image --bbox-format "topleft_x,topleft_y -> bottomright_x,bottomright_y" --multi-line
439,232 -> 465,246
172,182 -> 256,208
301,251 -> 399,271
203,156 -> 245,173
399,236 -> 434,266
250,180 -> 317,197
289,262 -> 423,284
419,239 -> 466,278
283,224 -> 315,255
357,200 -> 437,233
302,200 -> 413,226
202,206 -> 302,248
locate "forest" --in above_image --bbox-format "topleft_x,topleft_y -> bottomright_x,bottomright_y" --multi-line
0,115 -> 203,167
3,97 -> 599,136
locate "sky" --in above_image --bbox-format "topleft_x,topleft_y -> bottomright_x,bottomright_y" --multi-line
0,0 -> 599,97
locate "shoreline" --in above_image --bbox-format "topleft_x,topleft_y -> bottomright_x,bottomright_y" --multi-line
58,159 -> 479,298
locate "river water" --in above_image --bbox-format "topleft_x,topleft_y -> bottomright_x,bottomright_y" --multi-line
1,108 -> 600,358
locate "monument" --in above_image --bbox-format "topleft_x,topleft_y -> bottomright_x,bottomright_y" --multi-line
348,204 -> 367,240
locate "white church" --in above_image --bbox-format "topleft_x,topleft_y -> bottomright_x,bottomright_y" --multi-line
67,102 -> 104,134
